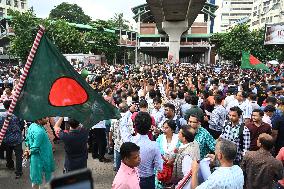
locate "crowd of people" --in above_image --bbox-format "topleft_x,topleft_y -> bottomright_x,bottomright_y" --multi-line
0,62 -> 283,189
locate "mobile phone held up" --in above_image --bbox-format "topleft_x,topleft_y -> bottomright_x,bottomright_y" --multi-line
50,168 -> 93,189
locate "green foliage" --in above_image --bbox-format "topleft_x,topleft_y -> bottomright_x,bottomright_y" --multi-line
8,10 -> 39,62
8,10 -> 87,61
110,13 -> 129,30
45,19 -> 88,54
49,2 -> 91,24
8,7 -> 128,64
85,24 -> 119,63
210,24 -> 284,65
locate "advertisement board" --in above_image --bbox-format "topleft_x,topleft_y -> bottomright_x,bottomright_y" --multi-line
264,24 -> 284,45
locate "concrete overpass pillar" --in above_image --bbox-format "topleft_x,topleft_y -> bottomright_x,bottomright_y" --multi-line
162,21 -> 188,63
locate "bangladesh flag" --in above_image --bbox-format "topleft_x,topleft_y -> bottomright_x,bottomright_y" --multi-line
241,51 -> 270,71
13,32 -> 120,128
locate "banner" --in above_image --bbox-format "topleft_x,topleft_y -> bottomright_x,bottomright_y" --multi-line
264,24 -> 284,45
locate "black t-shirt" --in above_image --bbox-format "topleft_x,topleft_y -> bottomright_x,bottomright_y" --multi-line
257,89 -> 267,106
59,127 -> 89,171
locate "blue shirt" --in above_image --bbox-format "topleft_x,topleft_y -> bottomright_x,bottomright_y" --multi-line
133,134 -> 163,177
0,112 -> 23,146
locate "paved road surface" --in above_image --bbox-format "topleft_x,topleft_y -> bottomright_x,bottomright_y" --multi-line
0,142 -> 115,189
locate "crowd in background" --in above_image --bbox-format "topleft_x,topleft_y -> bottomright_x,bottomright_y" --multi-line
0,62 -> 283,189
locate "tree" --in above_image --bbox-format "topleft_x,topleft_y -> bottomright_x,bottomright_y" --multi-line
8,10 -> 87,61
49,3 -> 91,24
85,22 -> 119,63
45,19 -> 88,54
210,24 -> 284,65
110,13 -> 129,30
8,9 -> 39,62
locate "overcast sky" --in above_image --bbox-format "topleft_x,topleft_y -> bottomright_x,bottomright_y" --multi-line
28,0 -> 146,22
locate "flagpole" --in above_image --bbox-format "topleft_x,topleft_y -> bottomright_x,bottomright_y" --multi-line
0,26 -> 45,145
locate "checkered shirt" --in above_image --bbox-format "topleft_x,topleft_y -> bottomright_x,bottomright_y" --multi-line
220,120 -> 250,163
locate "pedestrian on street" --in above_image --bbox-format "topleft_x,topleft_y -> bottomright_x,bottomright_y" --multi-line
24,117 -> 55,189
54,117 -> 89,173
0,100 -> 24,179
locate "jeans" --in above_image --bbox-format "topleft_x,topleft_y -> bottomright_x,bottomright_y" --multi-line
114,150 -> 121,170
140,175 -> 155,189
5,143 -> 23,175
274,182 -> 284,189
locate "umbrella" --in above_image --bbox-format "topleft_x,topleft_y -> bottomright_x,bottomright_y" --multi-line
268,60 -> 279,65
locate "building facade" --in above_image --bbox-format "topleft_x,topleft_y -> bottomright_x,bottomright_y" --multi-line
250,0 -> 284,30
132,3 -> 218,64
0,0 -> 28,17
137,14 -> 213,64
214,0 -> 253,32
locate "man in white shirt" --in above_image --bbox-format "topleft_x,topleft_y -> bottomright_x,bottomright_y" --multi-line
248,93 -> 260,110
226,91 -> 253,124
224,88 -> 236,108
151,97 -> 165,127
191,139 -> 244,189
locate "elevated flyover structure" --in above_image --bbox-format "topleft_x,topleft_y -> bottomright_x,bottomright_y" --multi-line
146,0 -> 207,63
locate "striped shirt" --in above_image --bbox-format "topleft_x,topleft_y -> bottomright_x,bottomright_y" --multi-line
133,134 -> 163,178
220,121 -> 250,163
208,105 -> 227,132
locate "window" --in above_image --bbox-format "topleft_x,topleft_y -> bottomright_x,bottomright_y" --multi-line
0,8 -> 4,17
6,0 -> 11,5
261,18 -> 265,23
21,1 -> 25,9
263,1 -> 270,6
263,7 -> 269,12
14,0 -> 18,7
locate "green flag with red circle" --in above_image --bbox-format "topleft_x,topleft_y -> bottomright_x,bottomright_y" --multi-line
241,51 -> 270,71
13,33 -> 120,128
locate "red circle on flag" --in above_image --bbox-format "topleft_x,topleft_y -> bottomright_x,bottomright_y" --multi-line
49,77 -> 88,107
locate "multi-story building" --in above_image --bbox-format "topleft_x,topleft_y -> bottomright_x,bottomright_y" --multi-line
0,1 -> 28,63
250,0 -> 284,30
214,0 -> 253,32
0,0 -> 28,17
132,2 -> 218,64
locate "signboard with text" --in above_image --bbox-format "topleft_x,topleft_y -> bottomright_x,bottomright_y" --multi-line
140,42 -> 169,47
